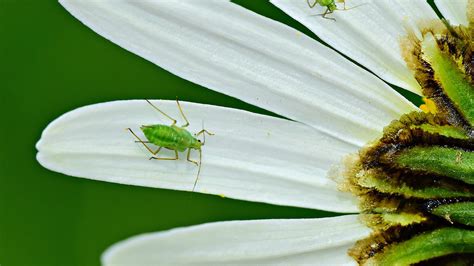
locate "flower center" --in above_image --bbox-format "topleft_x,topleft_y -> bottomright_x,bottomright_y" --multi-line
344,17 -> 474,265
419,97 -> 438,114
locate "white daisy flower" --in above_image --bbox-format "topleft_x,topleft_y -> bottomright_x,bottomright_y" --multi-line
36,0 -> 471,265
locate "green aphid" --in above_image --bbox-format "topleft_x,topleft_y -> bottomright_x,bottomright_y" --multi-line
127,99 -> 214,191
307,0 -> 358,20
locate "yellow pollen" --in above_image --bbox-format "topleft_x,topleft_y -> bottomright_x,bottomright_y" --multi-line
419,97 -> 437,114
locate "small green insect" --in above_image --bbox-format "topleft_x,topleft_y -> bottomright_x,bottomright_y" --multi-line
307,0 -> 356,20
307,0 -> 342,20
127,99 -> 214,191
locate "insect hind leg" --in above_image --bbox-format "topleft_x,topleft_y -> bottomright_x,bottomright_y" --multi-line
127,128 -> 162,155
146,99 -> 177,126
150,150 -> 179,161
175,98 -> 190,128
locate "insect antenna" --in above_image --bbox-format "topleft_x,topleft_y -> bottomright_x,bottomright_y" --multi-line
192,148 -> 202,192
192,120 -> 206,192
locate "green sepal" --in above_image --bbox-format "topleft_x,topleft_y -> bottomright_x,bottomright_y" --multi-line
421,33 -> 474,127
358,173 -> 474,199
411,123 -> 469,140
394,146 -> 474,184
381,213 -> 426,226
431,202 -> 474,226
362,213 -> 427,231
367,228 -> 474,265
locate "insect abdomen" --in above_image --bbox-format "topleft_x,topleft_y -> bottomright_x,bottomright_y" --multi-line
141,124 -> 191,151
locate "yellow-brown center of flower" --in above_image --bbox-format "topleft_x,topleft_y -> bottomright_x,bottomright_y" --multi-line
343,13 -> 474,266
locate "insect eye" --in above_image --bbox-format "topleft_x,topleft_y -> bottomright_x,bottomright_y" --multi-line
198,140 -> 201,143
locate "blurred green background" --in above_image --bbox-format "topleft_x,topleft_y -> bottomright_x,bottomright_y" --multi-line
0,1 -> 435,265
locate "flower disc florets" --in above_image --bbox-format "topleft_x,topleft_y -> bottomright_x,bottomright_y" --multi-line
343,18 -> 474,265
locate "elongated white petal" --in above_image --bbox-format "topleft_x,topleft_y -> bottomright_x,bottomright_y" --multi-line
102,215 -> 370,265
271,0 -> 439,95
59,0 -> 417,147
435,0 -> 469,26
36,100 -> 359,212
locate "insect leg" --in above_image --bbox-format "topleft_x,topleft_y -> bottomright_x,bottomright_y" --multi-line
145,99 -> 177,126
338,0 -> 346,10
186,148 -> 199,166
127,128 -> 162,155
175,98 -> 190,128
321,8 -> 336,21
195,129 -> 215,136
339,3 -> 366,12
306,0 -> 318,8
150,150 -> 179,161
195,129 -> 215,145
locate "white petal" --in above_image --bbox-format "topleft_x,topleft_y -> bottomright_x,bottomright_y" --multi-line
36,100 -> 359,212
102,215 -> 371,265
435,0 -> 469,26
59,0 -> 417,147
271,0 -> 439,95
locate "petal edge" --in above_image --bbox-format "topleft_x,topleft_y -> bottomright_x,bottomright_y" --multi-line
102,215 -> 371,265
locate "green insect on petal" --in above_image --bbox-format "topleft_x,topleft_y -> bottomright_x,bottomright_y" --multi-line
127,100 -> 214,192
